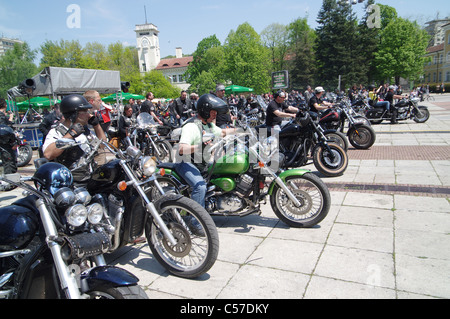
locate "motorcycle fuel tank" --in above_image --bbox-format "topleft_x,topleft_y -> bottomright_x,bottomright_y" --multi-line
210,153 -> 250,176
88,160 -> 123,188
0,205 -> 39,250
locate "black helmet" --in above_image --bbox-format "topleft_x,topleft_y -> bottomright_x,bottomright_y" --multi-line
33,162 -> 73,196
60,95 -> 92,118
0,125 -> 16,145
196,94 -> 228,120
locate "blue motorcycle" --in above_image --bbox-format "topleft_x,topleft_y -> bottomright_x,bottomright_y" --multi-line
0,163 -> 147,299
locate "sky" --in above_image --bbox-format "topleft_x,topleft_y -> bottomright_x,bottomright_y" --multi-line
1,0 -> 449,63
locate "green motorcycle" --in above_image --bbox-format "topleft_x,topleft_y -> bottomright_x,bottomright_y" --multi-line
155,121 -> 331,228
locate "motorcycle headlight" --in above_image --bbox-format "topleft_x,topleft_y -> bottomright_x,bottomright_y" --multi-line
65,204 -> 88,227
141,156 -> 157,176
150,127 -> 157,135
87,203 -> 104,225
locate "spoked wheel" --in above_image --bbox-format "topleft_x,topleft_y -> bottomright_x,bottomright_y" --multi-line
270,173 -> 331,228
145,196 -> 219,279
152,140 -> 173,163
347,125 -> 376,149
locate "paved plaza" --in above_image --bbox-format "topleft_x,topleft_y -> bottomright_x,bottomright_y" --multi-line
1,94 -> 449,299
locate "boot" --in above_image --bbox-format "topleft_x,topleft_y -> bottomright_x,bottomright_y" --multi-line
390,108 -> 398,124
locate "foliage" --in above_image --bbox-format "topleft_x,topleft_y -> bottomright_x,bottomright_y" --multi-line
374,17 -> 430,84
261,23 -> 290,72
0,42 -> 38,97
139,70 -> 180,98
223,22 -> 271,94
287,17 -> 317,89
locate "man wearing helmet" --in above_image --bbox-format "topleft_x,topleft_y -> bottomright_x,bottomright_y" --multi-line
42,94 -> 106,182
175,93 -> 236,208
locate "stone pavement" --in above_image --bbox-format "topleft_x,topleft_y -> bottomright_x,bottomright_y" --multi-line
1,94 -> 449,300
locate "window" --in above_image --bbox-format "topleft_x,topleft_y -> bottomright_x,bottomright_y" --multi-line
178,75 -> 184,83
172,75 -> 177,83
446,71 -> 450,82
447,52 -> 450,63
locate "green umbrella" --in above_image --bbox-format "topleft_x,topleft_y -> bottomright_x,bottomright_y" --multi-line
102,92 -> 145,102
225,85 -> 254,94
15,97 -> 60,111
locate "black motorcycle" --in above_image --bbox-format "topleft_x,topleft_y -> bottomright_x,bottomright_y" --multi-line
0,168 -> 147,299
125,112 -> 173,163
319,98 -> 376,149
276,112 -> 348,177
55,133 -> 219,279
360,96 -> 430,124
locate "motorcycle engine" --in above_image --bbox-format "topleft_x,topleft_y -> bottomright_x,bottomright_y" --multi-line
397,107 -> 408,119
215,194 -> 245,213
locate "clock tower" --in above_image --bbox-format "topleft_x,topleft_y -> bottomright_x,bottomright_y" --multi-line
135,23 -> 161,73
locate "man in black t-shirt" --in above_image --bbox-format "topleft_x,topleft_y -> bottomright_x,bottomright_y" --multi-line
385,86 -> 407,124
308,86 -> 333,119
265,91 -> 298,128
140,92 -> 163,125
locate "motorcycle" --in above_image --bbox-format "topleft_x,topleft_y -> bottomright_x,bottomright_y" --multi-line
125,112 -> 173,163
319,98 -> 376,149
15,129 -> 33,167
0,169 -> 147,299
54,129 -> 219,279
361,96 -> 430,124
156,115 -> 331,228
277,111 -> 348,177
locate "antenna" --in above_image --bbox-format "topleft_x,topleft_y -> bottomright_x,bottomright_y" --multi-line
144,5 -> 148,24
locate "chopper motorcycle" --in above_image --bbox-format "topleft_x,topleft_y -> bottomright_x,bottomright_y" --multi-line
156,115 -> 331,228
358,96 -> 430,124
278,111 -> 348,177
319,98 -> 376,149
0,168 -> 147,299
54,130 -> 219,279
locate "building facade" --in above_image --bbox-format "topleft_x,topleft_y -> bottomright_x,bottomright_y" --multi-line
135,24 -> 192,90
423,22 -> 450,91
0,37 -> 24,56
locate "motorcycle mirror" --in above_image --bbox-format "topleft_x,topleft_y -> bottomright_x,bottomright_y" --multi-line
202,132 -> 215,144
55,138 -> 79,150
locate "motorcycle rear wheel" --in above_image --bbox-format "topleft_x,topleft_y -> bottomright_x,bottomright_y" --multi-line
313,143 -> 348,177
270,173 -> 330,228
145,196 -> 219,279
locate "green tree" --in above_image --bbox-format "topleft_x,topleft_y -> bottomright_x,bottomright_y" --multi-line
223,22 -> 271,93
39,39 -> 84,69
315,0 -> 366,90
185,35 -> 222,84
139,70 -> 180,98
260,23 -> 290,72
288,17 -> 317,89
374,17 -> 430,84
0,42 -> 38,97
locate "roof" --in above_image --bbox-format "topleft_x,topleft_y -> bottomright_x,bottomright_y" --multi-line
155,56 -> 193,70
427,43 -> 444,53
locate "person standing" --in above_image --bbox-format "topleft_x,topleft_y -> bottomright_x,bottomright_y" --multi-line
0,98 -> 18,175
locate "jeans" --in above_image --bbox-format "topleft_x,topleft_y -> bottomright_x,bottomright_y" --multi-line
376,101 -> 390,111
174,162 -> 207,208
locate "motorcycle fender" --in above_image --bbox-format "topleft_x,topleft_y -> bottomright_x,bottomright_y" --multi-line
81,265 -> 139,290
153,192 -> 184,212
268,169 -> 310,195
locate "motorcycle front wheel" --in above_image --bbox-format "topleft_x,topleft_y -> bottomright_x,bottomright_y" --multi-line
87,285 -> 148,299
270,173 -> 331,228
413,106 -> 430,123
16,144 -> 33,167
152,139 -> 173,163
313,143 -> 348,177
145,196 -> 219,279
347,124 -> 376,149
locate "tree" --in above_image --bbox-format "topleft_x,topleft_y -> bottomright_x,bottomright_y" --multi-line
0,42 -> 38,97
261,23 -> 290,72
139,70 -> 180,98
315,0 -> 366,90
185,35 -> 222,83
288,17 -> 317,89
374,17 -> 430,84
39,39 -> 84,69
223,22 -> 271,93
